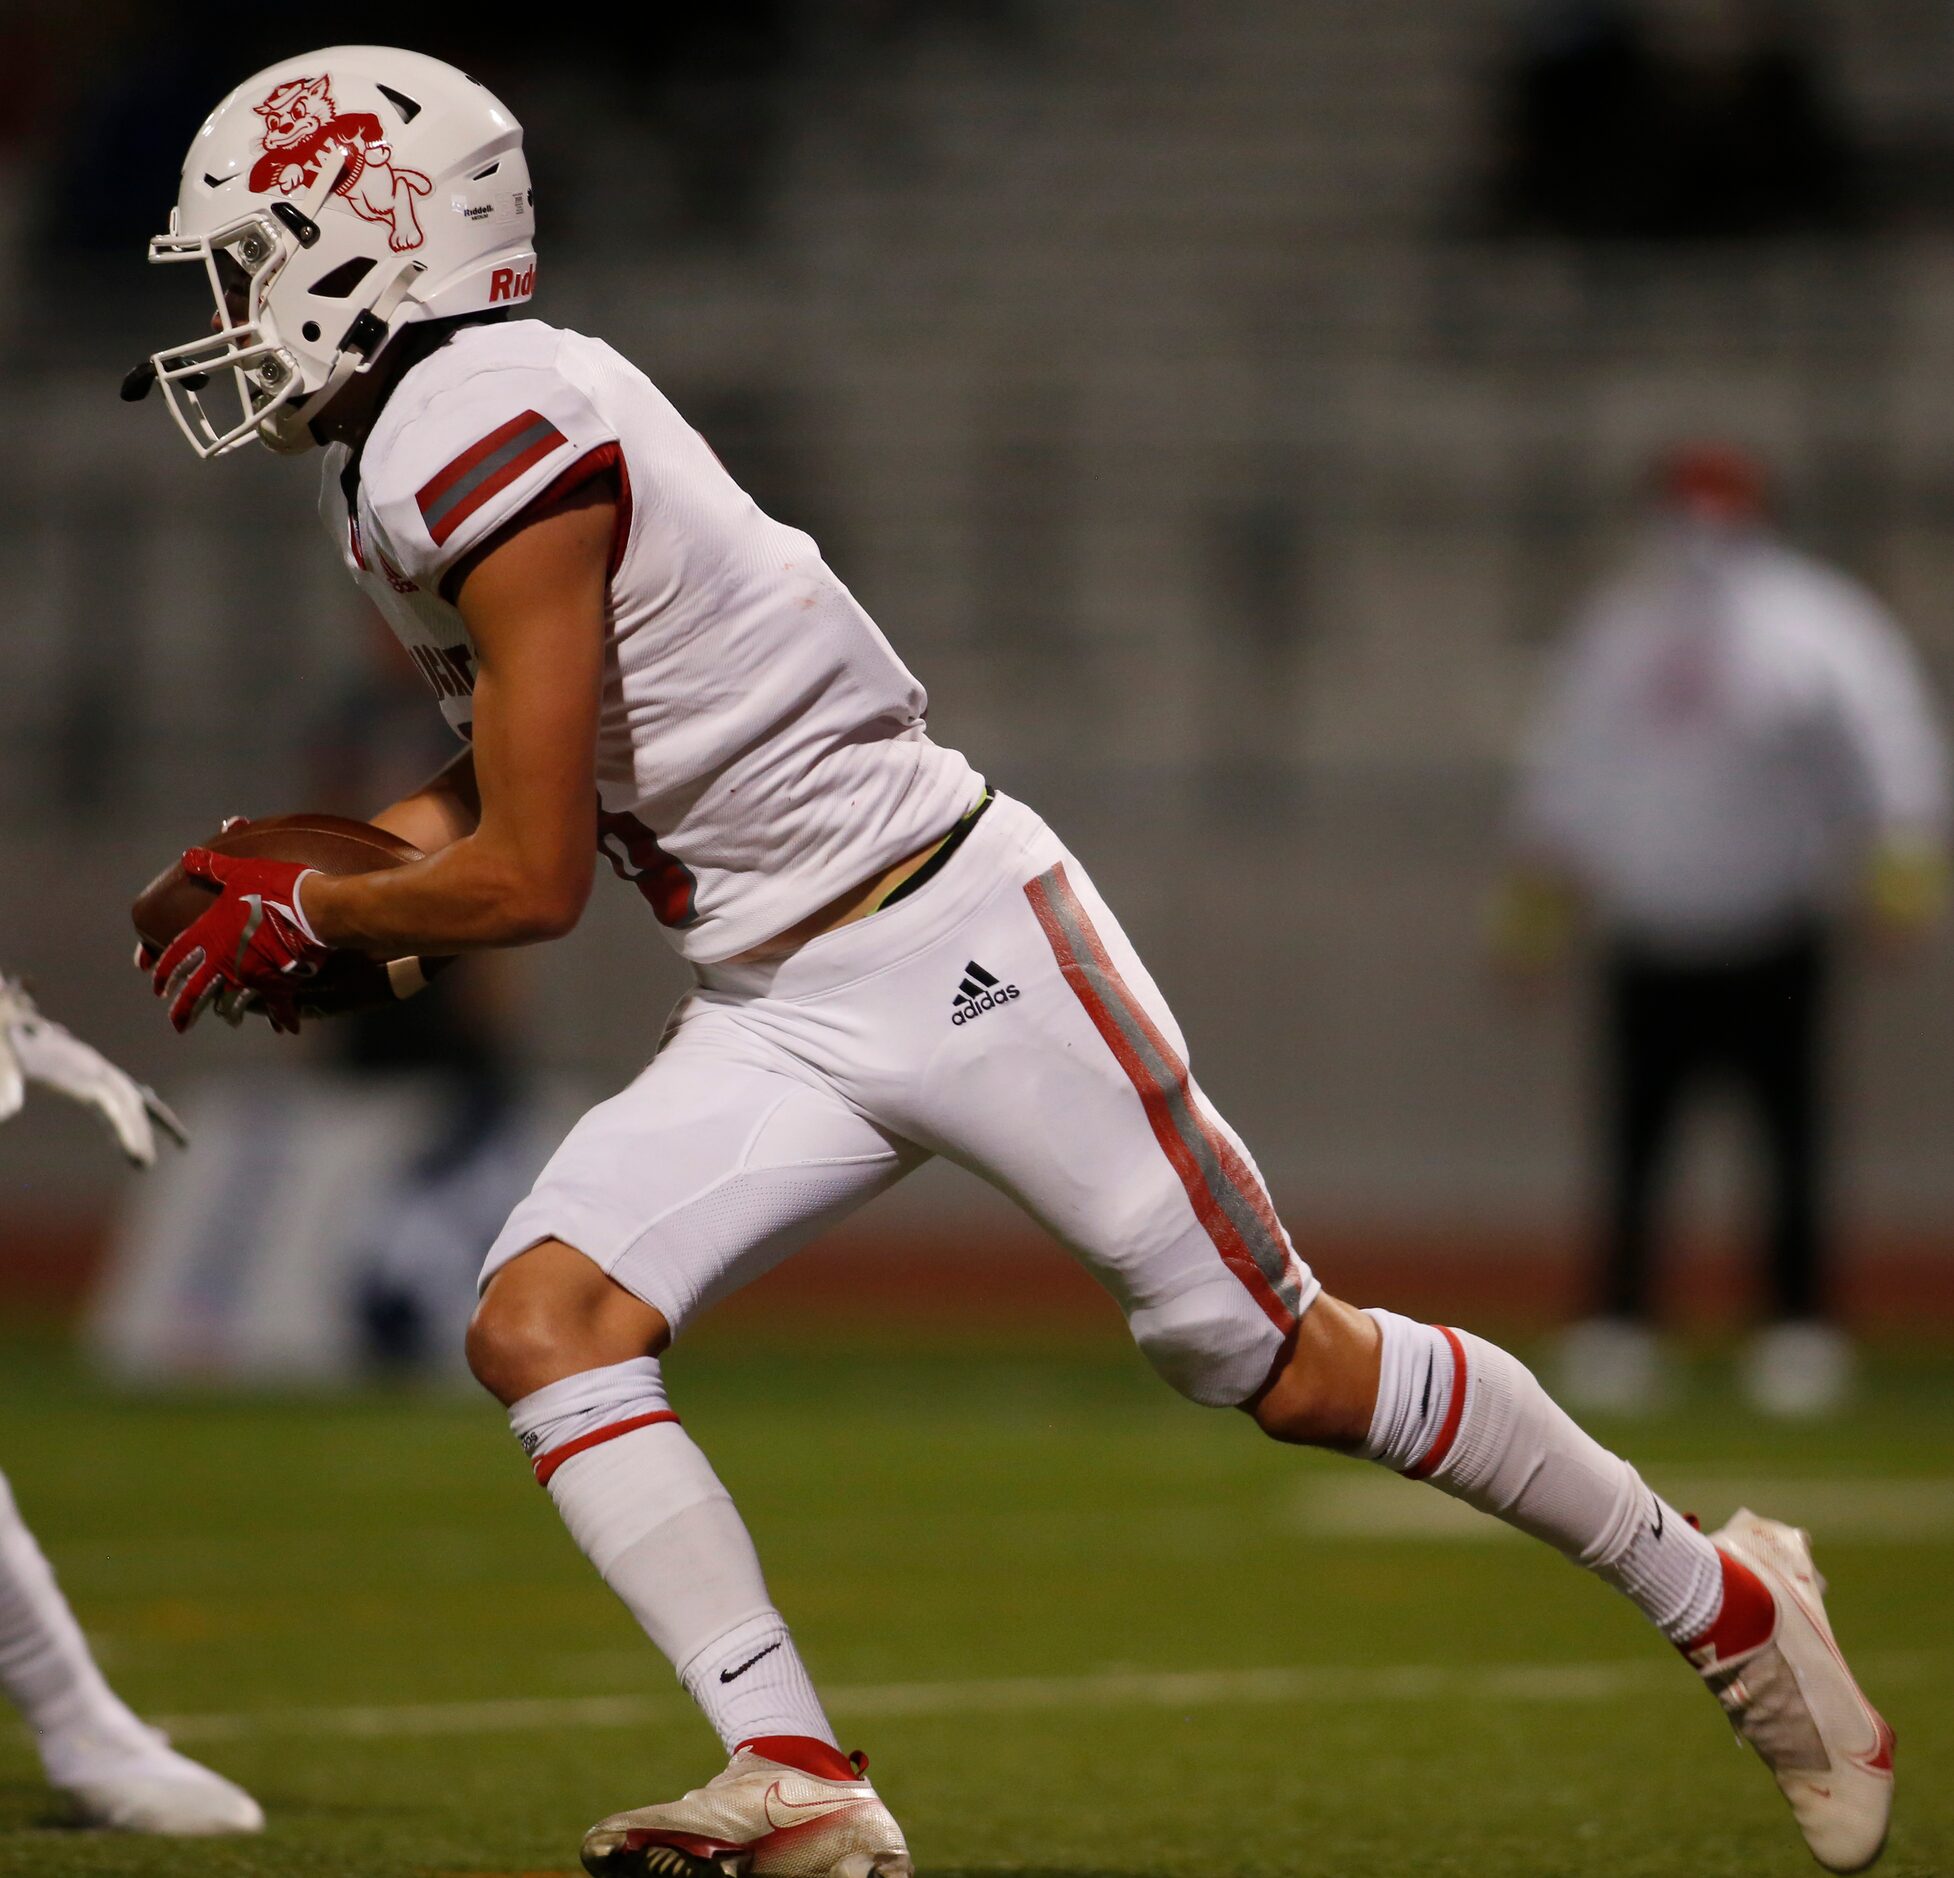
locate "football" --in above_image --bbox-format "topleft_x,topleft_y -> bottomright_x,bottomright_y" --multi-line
132,813 -> 452,1016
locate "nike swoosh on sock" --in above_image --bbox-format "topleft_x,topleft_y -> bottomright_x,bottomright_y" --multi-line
720,1640 -> 784,1684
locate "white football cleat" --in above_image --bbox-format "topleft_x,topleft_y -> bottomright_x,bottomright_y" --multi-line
581,1742 -> 911,1878
47,1725 -> 263,1835
1688,1509 -> 1894,1873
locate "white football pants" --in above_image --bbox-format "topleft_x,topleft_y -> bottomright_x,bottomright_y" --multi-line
484,793 -> 1316,1406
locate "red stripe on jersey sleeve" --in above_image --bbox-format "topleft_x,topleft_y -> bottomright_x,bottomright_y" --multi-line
415,409 -> 570,546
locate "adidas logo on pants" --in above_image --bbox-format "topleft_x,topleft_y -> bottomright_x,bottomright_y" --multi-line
950,960 -> 1019,1025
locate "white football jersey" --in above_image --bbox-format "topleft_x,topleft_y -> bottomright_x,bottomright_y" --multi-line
319,318 -> 980,961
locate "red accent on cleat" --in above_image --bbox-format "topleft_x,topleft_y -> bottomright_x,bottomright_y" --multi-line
735,1736 -> 860,1782
1684,1547 -> 1777,1662
1862,1711 -> 1897,1774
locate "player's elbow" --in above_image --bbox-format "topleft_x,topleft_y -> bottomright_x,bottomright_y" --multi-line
468,830 -> 592,944
503,871 -> 589,943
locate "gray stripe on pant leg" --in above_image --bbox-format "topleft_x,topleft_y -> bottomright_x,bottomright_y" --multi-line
1040,870 -> 1299,1312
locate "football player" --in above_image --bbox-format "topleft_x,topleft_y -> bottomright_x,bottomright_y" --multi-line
131,48 -> 1894,1876
0,976 -> 261,1833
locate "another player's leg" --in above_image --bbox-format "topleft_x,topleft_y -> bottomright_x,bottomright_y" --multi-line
465,1033 -> 918,1878
0,1469 -> 261,1834
1252,1300 -> 1893,1874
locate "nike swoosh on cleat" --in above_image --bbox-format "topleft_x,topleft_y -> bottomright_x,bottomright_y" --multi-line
719,1641 -> 782,1684
762,1782 -> 868,1834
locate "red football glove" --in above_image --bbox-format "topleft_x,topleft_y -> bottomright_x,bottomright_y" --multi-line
151,849 -> 330,1034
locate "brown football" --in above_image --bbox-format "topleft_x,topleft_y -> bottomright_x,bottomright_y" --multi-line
133,813 -> 452,1017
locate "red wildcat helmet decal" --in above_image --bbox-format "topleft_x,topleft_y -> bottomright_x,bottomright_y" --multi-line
250,74 -> 432,252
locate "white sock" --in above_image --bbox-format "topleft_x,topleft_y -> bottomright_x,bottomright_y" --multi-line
0,1470 -> 150,1772
1361,1311 -> 1723,1644
510,1357 -> 838,1752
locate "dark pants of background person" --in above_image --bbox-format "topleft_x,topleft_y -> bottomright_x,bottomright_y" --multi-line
1600,925 -> 1829,1324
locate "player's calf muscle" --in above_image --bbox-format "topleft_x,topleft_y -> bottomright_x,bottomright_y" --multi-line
466,1240 -> 671,1405
1245,1293 -> 1382,1449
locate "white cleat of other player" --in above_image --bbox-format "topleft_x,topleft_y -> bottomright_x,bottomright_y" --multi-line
46,1723 -> 264,1835
1690,1510 -> 1894,1873
581,1744 -> 912,1878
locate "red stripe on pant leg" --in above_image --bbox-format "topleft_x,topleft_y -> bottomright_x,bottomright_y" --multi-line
1039,869 -> 1298,1285
1038,868 -> 1299,1327
1205,1128 -> 1290,1263
1058,906 -> 1292,1264
533,1409 -> 680,1487
1025,871 -> 1294,1333
1404,1327 -> 1468,1480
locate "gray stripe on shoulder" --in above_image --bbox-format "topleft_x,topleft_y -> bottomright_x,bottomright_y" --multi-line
421,415 -> 563,535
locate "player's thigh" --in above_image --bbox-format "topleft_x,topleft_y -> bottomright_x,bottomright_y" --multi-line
914,854 -> 1316,1407
483,1004 -> 921,1340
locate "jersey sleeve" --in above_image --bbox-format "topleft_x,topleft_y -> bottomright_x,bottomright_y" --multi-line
364,365 -> 618,594
1507,595 -> 1628,871
1813,585 -> 1952,839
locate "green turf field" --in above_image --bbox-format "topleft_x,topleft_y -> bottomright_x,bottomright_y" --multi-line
0,1327 -> 1947,1877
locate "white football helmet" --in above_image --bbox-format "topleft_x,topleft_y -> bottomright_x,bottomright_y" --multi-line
139,47 -> 537,458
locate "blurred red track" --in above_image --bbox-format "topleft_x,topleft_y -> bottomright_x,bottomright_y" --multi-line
8,1212 -> 1954,1331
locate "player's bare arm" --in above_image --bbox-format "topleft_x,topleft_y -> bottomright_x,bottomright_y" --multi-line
305,484 -> 611,955
369,745 -> 480,855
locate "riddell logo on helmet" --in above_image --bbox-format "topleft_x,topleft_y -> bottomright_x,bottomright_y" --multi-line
250,74 -> 431,253
489,264 -> 536,303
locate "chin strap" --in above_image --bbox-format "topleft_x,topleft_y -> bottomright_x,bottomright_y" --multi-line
261,257 -> 427,452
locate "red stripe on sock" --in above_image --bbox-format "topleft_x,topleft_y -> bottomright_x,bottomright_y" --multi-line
1404,1326 -> 1469,1480
532,1409 -> 680,1487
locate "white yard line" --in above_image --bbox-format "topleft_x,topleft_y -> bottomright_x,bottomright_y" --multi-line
140,1651 -> 1933,1746
1285,1473 -> 1954,1542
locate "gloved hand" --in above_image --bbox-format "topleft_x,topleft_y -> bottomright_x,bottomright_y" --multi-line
151,849 -> 330,1034
1484,866 -> 1581,977
1865,837 -> 1948,949
0,976 -> 187,1167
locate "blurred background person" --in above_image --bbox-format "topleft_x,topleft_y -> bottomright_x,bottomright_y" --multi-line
1492,441 -> 1951,1418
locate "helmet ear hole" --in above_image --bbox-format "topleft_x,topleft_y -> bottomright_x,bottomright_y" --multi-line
301,320 -> 321,342
309,257 -> 376,299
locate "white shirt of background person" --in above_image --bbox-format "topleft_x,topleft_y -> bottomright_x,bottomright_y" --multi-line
1505,450 -> 1951,961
